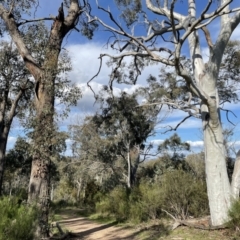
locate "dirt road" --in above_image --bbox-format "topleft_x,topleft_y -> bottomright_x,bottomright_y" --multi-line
58,217 -> 142,240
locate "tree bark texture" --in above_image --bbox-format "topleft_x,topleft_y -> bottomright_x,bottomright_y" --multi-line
231,151 -> 240,199
201,102 -> 231,226
0,92 -> 22,195
186,10 -> 236,225
0,136 -> 7,195
0,2 -> 81,237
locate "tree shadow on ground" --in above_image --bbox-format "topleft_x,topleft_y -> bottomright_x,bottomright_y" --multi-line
130,223 -> 170,240
68,222 -> 170,240
72,221 -> 118,236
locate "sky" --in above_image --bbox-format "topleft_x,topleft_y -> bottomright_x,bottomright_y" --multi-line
6,0 -> 240,156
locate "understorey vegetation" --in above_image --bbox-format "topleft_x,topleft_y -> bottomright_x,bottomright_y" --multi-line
1,1 -> 240,239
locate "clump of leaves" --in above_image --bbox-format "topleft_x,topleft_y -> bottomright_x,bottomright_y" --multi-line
0,197 -> 38,240
160,170 -> 209,219
96,187 -> 129,222
228,199 -> 240,233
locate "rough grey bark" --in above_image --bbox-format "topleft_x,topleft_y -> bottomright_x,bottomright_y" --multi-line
0,1 -> 84,237
0,137 -> 7,195
0,89 -> 24,195
127,148 -> 140,189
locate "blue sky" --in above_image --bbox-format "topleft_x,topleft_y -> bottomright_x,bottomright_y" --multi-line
7,0 -> 240,155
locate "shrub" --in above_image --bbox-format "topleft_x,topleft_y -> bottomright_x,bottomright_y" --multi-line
0,197 -> 37,240
160,170 -> 209,219
228,199 -> 240,231
96,187 -> 129,221
96,170 -> 209,223
128,182 -> 163,223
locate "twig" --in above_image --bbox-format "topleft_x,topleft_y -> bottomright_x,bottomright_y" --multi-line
220,108 -> 237,126
17,17 -> 55,26
162,115 -> 192,134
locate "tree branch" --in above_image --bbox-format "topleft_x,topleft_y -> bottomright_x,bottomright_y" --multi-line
145,0 -> 185,21
162,115 -> 192,134
17,17 -> 55,27
0,4 -> 42,80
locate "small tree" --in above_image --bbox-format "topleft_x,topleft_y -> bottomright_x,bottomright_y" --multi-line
71,91 -> 162,189
0,41 -> 33,196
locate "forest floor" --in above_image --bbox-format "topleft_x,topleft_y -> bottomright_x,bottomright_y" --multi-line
51,208 -> 238,240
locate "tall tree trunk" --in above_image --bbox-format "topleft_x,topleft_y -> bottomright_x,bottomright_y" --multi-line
76,179 -> 82,202
127,150 -> 132,189
231,151 -> 240,199
51,183 -> 54,201
201,100 -> 231,226
28,71 -> 56,238
0,139 -> 6,196
0,2 -> 82,237
0,125 -> 11,196
186,23 -> 233,225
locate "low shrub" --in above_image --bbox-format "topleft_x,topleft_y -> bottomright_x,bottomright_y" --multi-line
0,197 -> 37,240
160,170 -> 209,219
96,186 -> 129,221
128,182 -> 163,223
95,170 -> 209,223
228,199 -> 240,231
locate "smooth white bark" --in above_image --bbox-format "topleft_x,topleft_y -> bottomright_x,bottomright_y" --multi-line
202,102 -> 231,225
231,151 -> 240,199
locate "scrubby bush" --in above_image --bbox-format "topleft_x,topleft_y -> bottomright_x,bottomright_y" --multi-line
128,182 -> 163,223
95,169 -> 209,223
228,199 -> 240,231
0,197 -> 37,240
160,170 -> 209,219
96,186 -> 129,221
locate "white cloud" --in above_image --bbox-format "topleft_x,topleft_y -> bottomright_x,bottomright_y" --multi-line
157,116 -> 202,131
151,139 -> 164,146
186,140 -> 204,148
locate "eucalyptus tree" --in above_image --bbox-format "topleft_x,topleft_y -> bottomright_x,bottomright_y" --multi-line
95,91 -> 162,188
3,137 -> 32,197
0,0 -> 95,237
71,91 -> 162,189
89,0 -> 240,226
0,41 -> 32,196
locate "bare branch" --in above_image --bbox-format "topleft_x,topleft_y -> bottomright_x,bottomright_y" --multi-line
17,17 -> 55,27
146,0 -> 185,21
0,5 -> 42,79
87,55 -> 103,98
87,4 -> 176,65
203,0 -> 232,19
201,26 -> 213,49
162,115 -> 192,134
162,209 -> 177,221
220,108 -> 237,126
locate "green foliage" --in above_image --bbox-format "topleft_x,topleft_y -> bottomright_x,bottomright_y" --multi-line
0,197 -> 37,240
160,170 -> 209,219
128,182 -> 163,223
115,0 -> 142,26
95,169 -> 208,223
96,187 -> 129,221
228,199 -> 240,231
84,180 -> 100,207
158,133 -> 190,162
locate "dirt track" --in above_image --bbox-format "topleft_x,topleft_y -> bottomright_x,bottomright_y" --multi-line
58,217 -> 141,240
